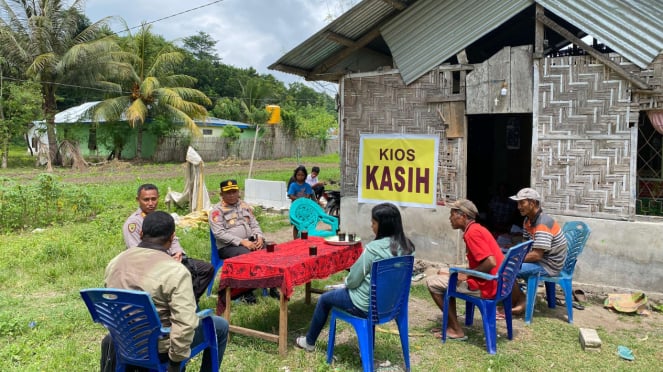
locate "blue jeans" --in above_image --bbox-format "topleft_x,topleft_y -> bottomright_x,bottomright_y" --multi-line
306,288 -> 366,345
192,315 -> 229,370
517,262 -> 549,278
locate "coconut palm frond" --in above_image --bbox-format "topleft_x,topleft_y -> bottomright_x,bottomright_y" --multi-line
141,76 -> 160,98
27,52 -> 58,76
125,99 -> 149,126
167,87 -> 212,106
73,17 -> 115,44
159,74 -> 197,88
92,96 -> 131,123
163,105 -> 202,137
147,51 -> 184,77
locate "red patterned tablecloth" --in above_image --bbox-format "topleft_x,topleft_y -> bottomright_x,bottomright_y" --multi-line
216,237 -> 362,312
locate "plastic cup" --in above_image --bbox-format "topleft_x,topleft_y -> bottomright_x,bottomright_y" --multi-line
348,233 -> 356,242
337,232 -> 346,241
309,245 -> 317,256
266,242 -> 276,253
301,230 -> 308,239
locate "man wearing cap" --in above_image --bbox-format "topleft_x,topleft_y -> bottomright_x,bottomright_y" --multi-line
509,187 -> 567,314
209,179 -> 277,302
209,179 -> 265,258
426,199 -> 504,340
123,183 -> 214,302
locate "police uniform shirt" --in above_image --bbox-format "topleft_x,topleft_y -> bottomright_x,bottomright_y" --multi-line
122,208 -> 185,255
209,200 -> 263,249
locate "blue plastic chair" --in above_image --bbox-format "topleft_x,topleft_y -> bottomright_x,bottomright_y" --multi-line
442,240 -> 533,354
524,221 -> 591,324
289,198 -> 338,238
207,229 -> 224,297
326,255 -> 414,372
80,288 -> 218,372
207,229 -> 268,298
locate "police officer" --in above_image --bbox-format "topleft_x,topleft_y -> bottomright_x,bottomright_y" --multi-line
123,183 -> 214,302
209,179 -> 278,301
209,179 -> 265,257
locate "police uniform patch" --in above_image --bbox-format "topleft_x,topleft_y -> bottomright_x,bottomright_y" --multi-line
128,223 -> 137,233
212,210 -> 220,222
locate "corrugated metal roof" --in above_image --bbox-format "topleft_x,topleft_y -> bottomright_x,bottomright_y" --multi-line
271,0 -> 663,84
382,0 -> 531,85
269,0 -> 414,78
537,0 -> 663,69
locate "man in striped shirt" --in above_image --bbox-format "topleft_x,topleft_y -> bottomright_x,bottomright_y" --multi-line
509,188 -> 567,314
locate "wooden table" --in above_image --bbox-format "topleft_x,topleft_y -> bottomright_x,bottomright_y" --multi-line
216,236 -> 362,355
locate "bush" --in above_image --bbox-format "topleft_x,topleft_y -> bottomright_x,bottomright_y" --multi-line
0,174 -> 96,232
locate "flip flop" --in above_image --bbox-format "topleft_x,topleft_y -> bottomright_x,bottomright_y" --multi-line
448,335 -> 468,341
572,302 -> 585,310
573,289 -> 587,303
617,345 -> 634,361
496,312 -> 506,320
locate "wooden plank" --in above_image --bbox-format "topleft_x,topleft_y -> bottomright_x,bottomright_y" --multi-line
229,325 -> 280,343
536,13 -> 649,90
510,45 -> 533,113
444,101 -> 466,138
488,47 -> 511,114
425,95 -> 465,103
534,4 -> 545,59
466,58 -> 488,114
279,293 -> 288,355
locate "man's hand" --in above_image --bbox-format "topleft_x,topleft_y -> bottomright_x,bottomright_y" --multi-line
171,251 -> 183,263
255,236 -> 264,249
240,239 -> 257,251
457,273 -> 468,282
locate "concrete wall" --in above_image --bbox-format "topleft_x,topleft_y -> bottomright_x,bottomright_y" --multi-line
341,197 -> 663,297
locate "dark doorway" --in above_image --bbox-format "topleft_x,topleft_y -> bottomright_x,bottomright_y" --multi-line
466,114 -> 532,230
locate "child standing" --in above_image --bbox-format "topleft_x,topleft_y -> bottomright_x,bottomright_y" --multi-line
288,165 -> 315,238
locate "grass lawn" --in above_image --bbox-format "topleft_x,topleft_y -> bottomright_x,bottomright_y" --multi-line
0,153 -> 661,371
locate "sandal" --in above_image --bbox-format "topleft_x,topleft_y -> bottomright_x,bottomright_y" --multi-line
573,289 -> 587,303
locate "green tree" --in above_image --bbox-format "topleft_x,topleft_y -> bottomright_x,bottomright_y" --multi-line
92,24 -> 211,158
0,0 -> 122,166
0,80 -> 42,167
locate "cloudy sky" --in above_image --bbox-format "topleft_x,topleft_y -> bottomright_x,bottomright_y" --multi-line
84,0 -> 359,95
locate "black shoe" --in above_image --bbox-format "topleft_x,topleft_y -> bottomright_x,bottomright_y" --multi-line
269,288 -> 280,299
236,292 -> 257,305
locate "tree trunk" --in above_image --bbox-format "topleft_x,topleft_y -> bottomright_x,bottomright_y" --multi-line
136,123 -> 143,159
1,136 -> 7,168
42,83 -> 59,167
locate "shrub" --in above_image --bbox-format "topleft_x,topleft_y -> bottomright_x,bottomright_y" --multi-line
0,174 -> 96,232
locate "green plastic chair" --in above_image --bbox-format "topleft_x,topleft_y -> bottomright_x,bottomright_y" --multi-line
289,198 -> 338,237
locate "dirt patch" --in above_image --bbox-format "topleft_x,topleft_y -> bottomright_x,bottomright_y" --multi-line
1,158 -> 328,185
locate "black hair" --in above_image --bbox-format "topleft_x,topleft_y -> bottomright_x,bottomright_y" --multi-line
142,211 -> 175,244
372,203 -> 415,256
292,165 -> 308,180
311,166 -> 320,173
137,183 -> 158,197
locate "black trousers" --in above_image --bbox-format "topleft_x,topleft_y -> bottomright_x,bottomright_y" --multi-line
182,257 -> 214,302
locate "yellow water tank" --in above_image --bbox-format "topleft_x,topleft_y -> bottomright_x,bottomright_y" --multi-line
266,105 -> 281,125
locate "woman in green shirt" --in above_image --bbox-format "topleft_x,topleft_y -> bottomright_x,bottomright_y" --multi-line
296,203 -> 415,352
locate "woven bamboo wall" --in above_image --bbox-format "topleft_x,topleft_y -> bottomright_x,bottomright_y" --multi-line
536,54 -> 640,219
340,69 -> 464,200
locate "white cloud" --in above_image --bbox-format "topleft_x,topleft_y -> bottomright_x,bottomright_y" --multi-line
85,0 -> 346,94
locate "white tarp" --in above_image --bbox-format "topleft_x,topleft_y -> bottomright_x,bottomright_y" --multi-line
165,146 -> 211,212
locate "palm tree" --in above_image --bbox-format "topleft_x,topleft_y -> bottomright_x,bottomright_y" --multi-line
0,0 -> 123,165
93,24 -> 211,158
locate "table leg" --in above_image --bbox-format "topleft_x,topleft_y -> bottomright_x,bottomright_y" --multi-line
305,282 -> 312,304
224,287 -> 232,327
278,291 -> 288,356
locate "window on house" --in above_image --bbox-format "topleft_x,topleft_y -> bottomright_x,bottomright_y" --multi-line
202,129 -> 213,135
636,111 -> 663,216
